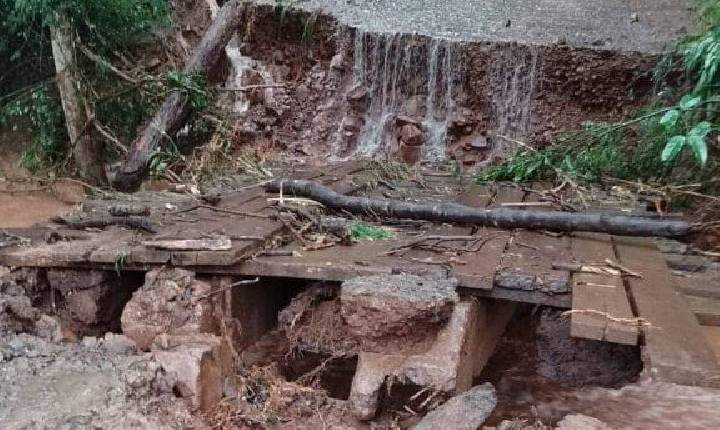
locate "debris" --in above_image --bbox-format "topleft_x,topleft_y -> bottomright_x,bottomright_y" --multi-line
411,383 -> 497,430
266,180 -> 692,237
557,414 -> 612,430
141,237 -> 233,251
50,214 -> 156,232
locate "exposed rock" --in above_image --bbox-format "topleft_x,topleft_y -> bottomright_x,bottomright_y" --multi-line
396,114 -> 422,127
398,124 -> 424,146
469,135 -> 489,150
411,383 -> 497,430
330,53 -> 345,70
398,142 -> 422,165
342,115 -> 362,132
347,84 -> 369,104
557,414 -> 612,430
340,275 -> 458,352
121,268 -> 216,351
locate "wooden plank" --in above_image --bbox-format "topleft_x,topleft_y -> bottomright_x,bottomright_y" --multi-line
570,233 -> 638,345
614,237 -> 720,387
458,183 -> 494,209
447,185 -> 508,290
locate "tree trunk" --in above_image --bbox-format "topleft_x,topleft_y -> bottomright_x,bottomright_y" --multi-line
111,0 -> 244,191
50,14 -> 107,185
266,180 -> 692,238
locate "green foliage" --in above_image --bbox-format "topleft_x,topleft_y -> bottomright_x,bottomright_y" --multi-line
479,0 -> 719,185
149,141 -> 184,178
0,86 -> 67,171
349,223 -> 395,241
0,0 -> 170,173
165,71 -> 210,111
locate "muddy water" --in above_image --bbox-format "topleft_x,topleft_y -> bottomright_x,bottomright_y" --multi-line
0,129 -> 82,228
480,307 -> 720,429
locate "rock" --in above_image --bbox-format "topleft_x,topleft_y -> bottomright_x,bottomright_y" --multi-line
396,115 -> 422,127
398,142 -> 422,165
557,414 -> 612,430
102,333 -> 137,355
340,275 -> 458,351
347,84 -> 369,103
412,383 -> 497,430
342,115 -> 362,132
398,124 -> 424,146
469,135 -> 489,150
35,315 -> 62,343
121,268 -> 216,351
330,53 -> 345,70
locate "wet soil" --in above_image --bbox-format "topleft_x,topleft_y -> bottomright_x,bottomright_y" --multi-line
0,128 -> 83,228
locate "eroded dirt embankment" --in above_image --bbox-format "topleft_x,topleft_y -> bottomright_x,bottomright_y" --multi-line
224,4 -> 663,166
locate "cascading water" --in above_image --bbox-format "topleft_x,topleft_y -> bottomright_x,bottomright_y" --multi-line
423,40 -> 455,160
345,31 -> 459,160
224,36 -> 275,115
490,46 -> 540,140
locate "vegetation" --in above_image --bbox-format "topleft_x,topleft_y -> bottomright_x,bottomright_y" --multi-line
0,0 -> 216,175
479,0 -> 720,189
349,223 -> 395,241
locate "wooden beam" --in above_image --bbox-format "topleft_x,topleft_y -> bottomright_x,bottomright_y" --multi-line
570,233 -> 637,345
614,237 -> 720,387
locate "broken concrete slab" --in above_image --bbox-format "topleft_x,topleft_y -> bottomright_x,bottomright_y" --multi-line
152,334 -> 234,412
341,274 -> 458,353
411,382 -> 496,430
348,300 -> 483,420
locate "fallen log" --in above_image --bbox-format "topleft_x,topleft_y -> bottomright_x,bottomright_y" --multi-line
111,0 -> 244,191
266,180 -> 692,238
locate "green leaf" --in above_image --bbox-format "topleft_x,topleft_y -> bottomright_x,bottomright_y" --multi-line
661,135 -> 686,162
679,95 -> 702,110
689,121 -> 712,139
659,109 -> 680,129
687,134 -> 708,165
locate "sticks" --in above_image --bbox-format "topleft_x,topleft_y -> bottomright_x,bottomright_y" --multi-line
266,180 -> 692,238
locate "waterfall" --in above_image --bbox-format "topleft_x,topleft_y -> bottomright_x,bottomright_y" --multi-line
423,40 -> 455,161
224,36 -> 275,114
490,46 -> 540,140
348,31 -> 458,159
